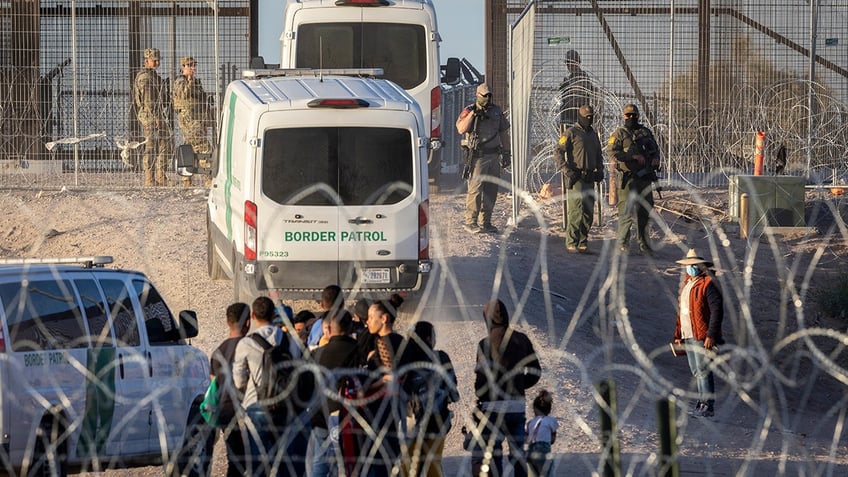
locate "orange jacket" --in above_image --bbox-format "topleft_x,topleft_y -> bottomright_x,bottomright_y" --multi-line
674,274 -> 724,343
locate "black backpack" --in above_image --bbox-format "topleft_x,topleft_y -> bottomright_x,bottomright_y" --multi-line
250,333 -> 315,421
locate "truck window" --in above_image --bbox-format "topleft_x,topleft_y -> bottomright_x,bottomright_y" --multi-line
262,127 -> 413,206
133,279 -> 179,344
296,23 -> 426,90
75,278 -> 114,348
99,279 -> 140,347
0,280 -> 88,351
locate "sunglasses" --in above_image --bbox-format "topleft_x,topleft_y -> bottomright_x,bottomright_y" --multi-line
479,93 -> 492,98
624,113 -> 638,118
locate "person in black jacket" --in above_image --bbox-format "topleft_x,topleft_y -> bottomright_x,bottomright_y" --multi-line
470,299 -> 542,477
210,302 -> 250,477
310,309 -> 359,477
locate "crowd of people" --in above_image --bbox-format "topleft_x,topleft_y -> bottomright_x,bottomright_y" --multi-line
205,286 -> 548,477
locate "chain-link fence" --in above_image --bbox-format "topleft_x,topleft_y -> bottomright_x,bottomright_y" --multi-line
0,0 -> 249,188
508,0 -> 848,193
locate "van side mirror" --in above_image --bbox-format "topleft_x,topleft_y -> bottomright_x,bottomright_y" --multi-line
442,57 -> 461,85
178,310 -> 199,339
175,144 -> 196,176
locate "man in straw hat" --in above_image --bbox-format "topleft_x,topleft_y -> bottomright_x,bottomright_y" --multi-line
672,249 -> 724,418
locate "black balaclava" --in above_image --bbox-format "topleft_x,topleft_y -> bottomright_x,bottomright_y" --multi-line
625,116 -> 640,130
578,114 -> 593,129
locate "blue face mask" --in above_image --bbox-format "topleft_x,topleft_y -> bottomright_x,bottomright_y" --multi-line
685,265 -> 700,277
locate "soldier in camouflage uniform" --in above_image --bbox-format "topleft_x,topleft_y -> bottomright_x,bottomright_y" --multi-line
134,48 -> 172,186
173,56 -> 211,186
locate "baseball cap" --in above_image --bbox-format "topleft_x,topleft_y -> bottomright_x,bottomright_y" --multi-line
180,56 -> 196,66
144,48 -> 160,60
579,105 -> 595,118
623,104 -> 639,115
476,83 -> 491,96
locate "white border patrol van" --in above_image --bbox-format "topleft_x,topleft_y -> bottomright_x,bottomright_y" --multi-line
279,0 -> 444,185
0,256 -> 210,476
177,69 -> 433,302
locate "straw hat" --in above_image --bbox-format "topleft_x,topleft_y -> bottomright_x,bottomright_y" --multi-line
675,248 -> 714,267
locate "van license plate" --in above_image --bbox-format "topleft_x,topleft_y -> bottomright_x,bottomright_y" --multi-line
361,268 -> 391,284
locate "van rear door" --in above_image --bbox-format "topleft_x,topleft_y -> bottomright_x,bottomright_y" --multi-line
254,111 -> 420,291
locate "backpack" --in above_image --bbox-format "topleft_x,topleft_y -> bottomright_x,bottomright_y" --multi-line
406,351 -> 457,435
250,333 -> 315,421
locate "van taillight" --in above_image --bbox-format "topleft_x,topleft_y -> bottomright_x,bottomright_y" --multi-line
0,330 -> 5,352
430,86 -> 442,140
307,98 -> 369,109
418,199 -> 429,260
245,200 -> 257,261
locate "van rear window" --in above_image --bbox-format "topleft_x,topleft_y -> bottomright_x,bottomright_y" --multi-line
262,127 -> 413,206
296,22 -> 426,90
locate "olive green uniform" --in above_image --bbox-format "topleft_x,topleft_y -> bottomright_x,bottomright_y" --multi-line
134,67 -> 172,186
554,123 -> 604,249
607,124 -> 660,251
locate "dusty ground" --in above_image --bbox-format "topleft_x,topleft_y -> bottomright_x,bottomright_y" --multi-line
1,180 -> 847,476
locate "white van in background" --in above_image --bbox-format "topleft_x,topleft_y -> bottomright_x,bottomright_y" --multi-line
177,69 -> 434,302
0,256 -> 210,476
279,0 -> 444,185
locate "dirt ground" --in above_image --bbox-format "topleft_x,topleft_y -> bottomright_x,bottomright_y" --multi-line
1,180 -> 847,476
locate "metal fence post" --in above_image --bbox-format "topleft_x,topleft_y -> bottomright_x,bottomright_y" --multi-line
657,398 -> 679,477
597,379 -> 620,477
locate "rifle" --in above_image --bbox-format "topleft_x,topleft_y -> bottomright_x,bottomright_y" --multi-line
460,109 -> 481,180
631,127 -> 662,198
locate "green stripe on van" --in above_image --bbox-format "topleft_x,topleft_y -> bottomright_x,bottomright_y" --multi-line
225,91 -> 238,241
78,347 -> 116,457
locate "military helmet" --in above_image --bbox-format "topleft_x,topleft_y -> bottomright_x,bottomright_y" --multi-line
578,105 -> 595,118
623,103 -> 639,115
180,56 -> 196,67
144,48 -> 160,60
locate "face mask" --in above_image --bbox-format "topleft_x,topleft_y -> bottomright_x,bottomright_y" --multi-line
477,95 -> 490,108
685,265 -> 699,277
625,117 -> 639,129
577,115 -> 593,129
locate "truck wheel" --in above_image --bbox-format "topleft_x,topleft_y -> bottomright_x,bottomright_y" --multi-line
169,406 -> 213,477
207,232 -> 224,280
28,418 -> 67,477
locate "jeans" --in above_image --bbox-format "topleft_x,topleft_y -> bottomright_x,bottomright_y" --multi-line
527,441 -> 552,477
310,426 -> 336,477
245,404 -> 311,477
470,410 -> 527,477
685,339 -> 715,407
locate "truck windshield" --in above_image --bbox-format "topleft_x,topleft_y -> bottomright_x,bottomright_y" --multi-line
295,23 -> 426,90
261,127 -> 414,206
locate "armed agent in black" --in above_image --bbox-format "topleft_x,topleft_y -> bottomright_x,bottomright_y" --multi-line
456,83 -> 510,235
607,103 -> 661,255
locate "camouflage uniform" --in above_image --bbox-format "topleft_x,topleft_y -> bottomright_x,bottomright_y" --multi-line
172,57 -> 211,156
134,48 -> 172,186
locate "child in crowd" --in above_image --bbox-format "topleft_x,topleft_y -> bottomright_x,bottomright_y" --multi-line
526,389 -> 558,477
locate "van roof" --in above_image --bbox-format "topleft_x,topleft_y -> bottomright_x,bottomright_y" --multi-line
0,256 -> 142,280
295,0 -> 433,9
232,74 -> 418,112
